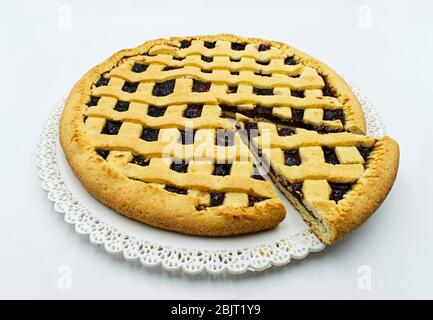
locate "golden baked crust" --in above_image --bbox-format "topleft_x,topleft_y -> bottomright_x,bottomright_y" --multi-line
60,34 -> 394,241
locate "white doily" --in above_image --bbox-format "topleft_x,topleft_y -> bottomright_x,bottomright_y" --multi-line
37,84 -> 385,275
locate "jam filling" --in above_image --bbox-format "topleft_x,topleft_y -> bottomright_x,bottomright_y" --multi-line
163,66 -> 182,71
196,204 -> 207,211
147,105 -> 167,117
204,41 -> 216,49
101,120 -> 122,135
152,80 -> 175,96
248,195 -> 267,206
122,81 -> 139,93
252,174 -> 265,181
96,149 -> 110,159
183,104 -> 203,118
253,87 -> 274,96
252,165 -> 265,180
320,75 -> 337,98
196,193 -> 267,210
213,164 -> 232,176
322,85 -> 335,97
357,146 -> 373,161
323,109 -> 345,123
251,105 -> 273,117
270,167 -> 304,203
276,170 -> 300,197
268,168 -> 319,221
258,44 -> 271,52
114,101 -> 130,112
254,71 -> 271,77
277,127 -> 296,136
291,109 -> 304,124
192,80 -> 211,92
284,150 -> 301,166
201,55 -> 213,62
256,60 -> 270,66
222,104 -> 251,121
284,56 -> 297,65
329,183 -> 353,202
291,90 -> 305,98
179,130 -> 196,145
291,183 -> 304,200
231,42 -> 246,51
180,40 -> 191,48
87,96 -> 100,107
131,63 -> 148,73
323,147 -> 339,164
268,167 -> 325,224
243,122 -> 258,139
131,155 -> 149,167
197,193 -> 267,210
220,104 -> 341,132
140,128 -> 160,141
170,161 -> 189,173
223,103 -> 346,132
165,186 -> 188,195
210,192 -> 225,206
96,77 -> 109,87
227,85 -> 238,94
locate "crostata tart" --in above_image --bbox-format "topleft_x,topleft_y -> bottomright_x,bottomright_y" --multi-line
60,34 -> 399,244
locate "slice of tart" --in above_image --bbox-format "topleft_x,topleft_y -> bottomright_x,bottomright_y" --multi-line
238,116 -> 399,244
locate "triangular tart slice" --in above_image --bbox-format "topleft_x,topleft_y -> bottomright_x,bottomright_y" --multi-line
238,116 -> 399,244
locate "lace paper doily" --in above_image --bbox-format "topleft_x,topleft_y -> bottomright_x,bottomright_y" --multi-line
37,83 -> 385,274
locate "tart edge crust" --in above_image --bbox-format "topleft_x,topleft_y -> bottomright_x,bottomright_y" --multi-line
311,136 -> 400,244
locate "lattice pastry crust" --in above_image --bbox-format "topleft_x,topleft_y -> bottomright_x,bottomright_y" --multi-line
60,34 -> 398,242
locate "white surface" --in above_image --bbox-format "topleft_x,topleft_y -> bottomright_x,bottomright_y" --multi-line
1,0 -> 432,299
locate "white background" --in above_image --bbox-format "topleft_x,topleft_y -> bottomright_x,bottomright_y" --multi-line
1,0 -> 432,299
